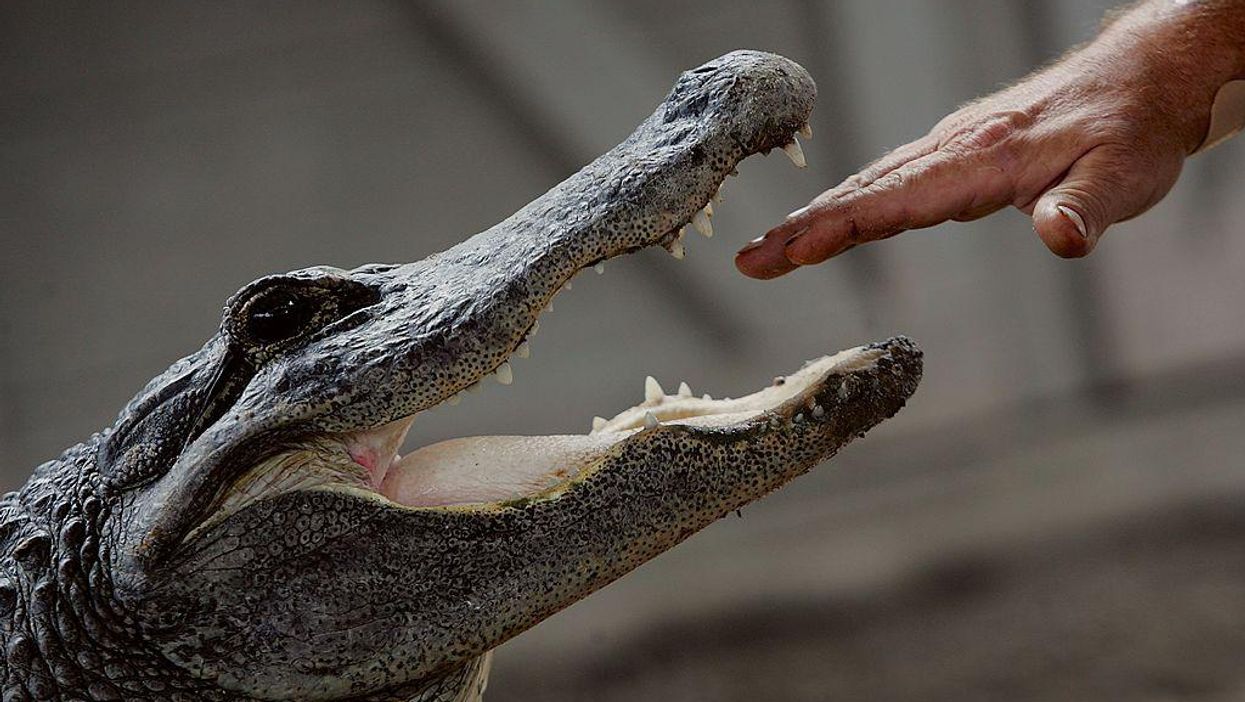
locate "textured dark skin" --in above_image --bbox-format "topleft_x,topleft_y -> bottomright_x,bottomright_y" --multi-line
0,52 -> 922,700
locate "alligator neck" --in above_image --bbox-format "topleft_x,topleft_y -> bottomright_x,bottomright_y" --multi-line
1,441 -> 493,701
0,439 -> 220,700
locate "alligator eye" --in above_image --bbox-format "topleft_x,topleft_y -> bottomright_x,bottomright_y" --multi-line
245,288 -> 318,345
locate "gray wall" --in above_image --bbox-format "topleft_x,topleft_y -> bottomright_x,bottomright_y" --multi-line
4,2 -> 1245,699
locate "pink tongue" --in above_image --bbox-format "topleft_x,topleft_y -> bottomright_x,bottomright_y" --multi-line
379,434 -> 621,507
345,416 -> 416,488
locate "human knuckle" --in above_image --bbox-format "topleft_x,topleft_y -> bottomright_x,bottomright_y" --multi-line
872,170 -> 908,192
938,109 -> 1033,155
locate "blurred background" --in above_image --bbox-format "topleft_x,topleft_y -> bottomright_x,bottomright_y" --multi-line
4,1 -> 1245,699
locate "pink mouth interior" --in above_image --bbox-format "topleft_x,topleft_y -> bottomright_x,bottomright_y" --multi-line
341,346 -> 880,509
380,434 -> 621,507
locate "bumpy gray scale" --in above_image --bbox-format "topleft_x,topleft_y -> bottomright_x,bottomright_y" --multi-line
0,51 -> 921,701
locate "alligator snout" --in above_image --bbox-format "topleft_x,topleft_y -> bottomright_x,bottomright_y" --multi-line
271,51 -> 821,432
661,50 -> 816,155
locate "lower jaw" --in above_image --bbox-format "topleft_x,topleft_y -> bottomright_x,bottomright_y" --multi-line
361,344 -> 886,510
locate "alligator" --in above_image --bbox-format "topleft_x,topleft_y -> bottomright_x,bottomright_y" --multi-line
0,51 -> 922,701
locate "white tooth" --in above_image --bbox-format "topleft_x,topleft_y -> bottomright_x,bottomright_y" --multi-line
495,362 -> 514,385
692,210 -> 713,238
466,382 -> 482,394
812,405 -> 825,418
447,393 -> 462,406
798,123 -> 813,140
669,239 -> 685,260
795,413 -> 805,423
702,393 -> 712,401
515,341 -> 531,359
530,320 -> 540,335
546,300 -> 554,312
645,376 -> 665,403
592,416 -> 608,433
712,188 -> 723,205
594,262 -> 605,275
677,381 -> 693,397
643,411 -> 660,430
782,139 -> 807,168
703,201 -> 714,217
563,281 -> 573,291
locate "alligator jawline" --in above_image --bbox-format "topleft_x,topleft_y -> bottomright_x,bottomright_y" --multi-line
207,125 -> 832,520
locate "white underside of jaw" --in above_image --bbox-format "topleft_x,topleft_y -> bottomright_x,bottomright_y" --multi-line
362,344 -> 878,509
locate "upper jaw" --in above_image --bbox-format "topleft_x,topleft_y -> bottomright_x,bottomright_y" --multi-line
116,50 -> 817,565
240,49 -> 817,435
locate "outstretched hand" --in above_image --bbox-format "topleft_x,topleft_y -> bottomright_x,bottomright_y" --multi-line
737,0 -> 1245,279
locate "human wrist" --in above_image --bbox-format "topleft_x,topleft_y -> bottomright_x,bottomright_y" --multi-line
1107,1 -> 1245,81
1089,0 -> 1245,151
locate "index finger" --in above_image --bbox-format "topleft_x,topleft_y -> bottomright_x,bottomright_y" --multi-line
783,142 -> 1017,266
735,135 -> 938,279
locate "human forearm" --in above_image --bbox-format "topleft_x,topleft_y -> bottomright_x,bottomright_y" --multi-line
736,0 -> 1245,278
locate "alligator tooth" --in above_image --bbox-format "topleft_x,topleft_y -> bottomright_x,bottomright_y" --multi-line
530,319 -> 540,335
798,123 -> 813,140
782,138 -> 807,168
812,405 -> 825,418
594,262 -> 605,275
703,201 -> 714,217
563,281 -> 573,291
794,413 -> 805,423
645,376 -> 665,403
592,416 -> 607,433
702,393 -> 712,401
692,210 -> 713,238
447,393 -> 462,406
677,381 -> 693,398
466,382 -> 483,394
712,187 -> 723,205
668,239 -> 685,260
643,411 -> 660,430
495,362 -> 514,385
515,341 -> 531,359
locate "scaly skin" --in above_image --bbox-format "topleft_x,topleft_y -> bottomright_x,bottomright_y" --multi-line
0,51 -> 922,701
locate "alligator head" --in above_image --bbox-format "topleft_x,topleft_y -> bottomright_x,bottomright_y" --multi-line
2,51 -> 921,701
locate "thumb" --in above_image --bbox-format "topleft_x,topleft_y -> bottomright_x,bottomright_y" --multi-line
1031,144 -> 1176,258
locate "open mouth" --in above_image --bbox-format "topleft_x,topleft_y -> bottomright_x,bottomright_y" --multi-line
210,116 -> 860,520
357,343 -> 886,510
295,119 -> 892,514
342,120 -> 821,511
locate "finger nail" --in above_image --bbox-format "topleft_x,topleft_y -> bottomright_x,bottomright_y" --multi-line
1057,204 -> 1088,239
737,235 -> 767,254
786,206 -> 809,220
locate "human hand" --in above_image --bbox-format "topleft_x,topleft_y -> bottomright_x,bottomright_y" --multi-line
736,0 -> 1245,279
